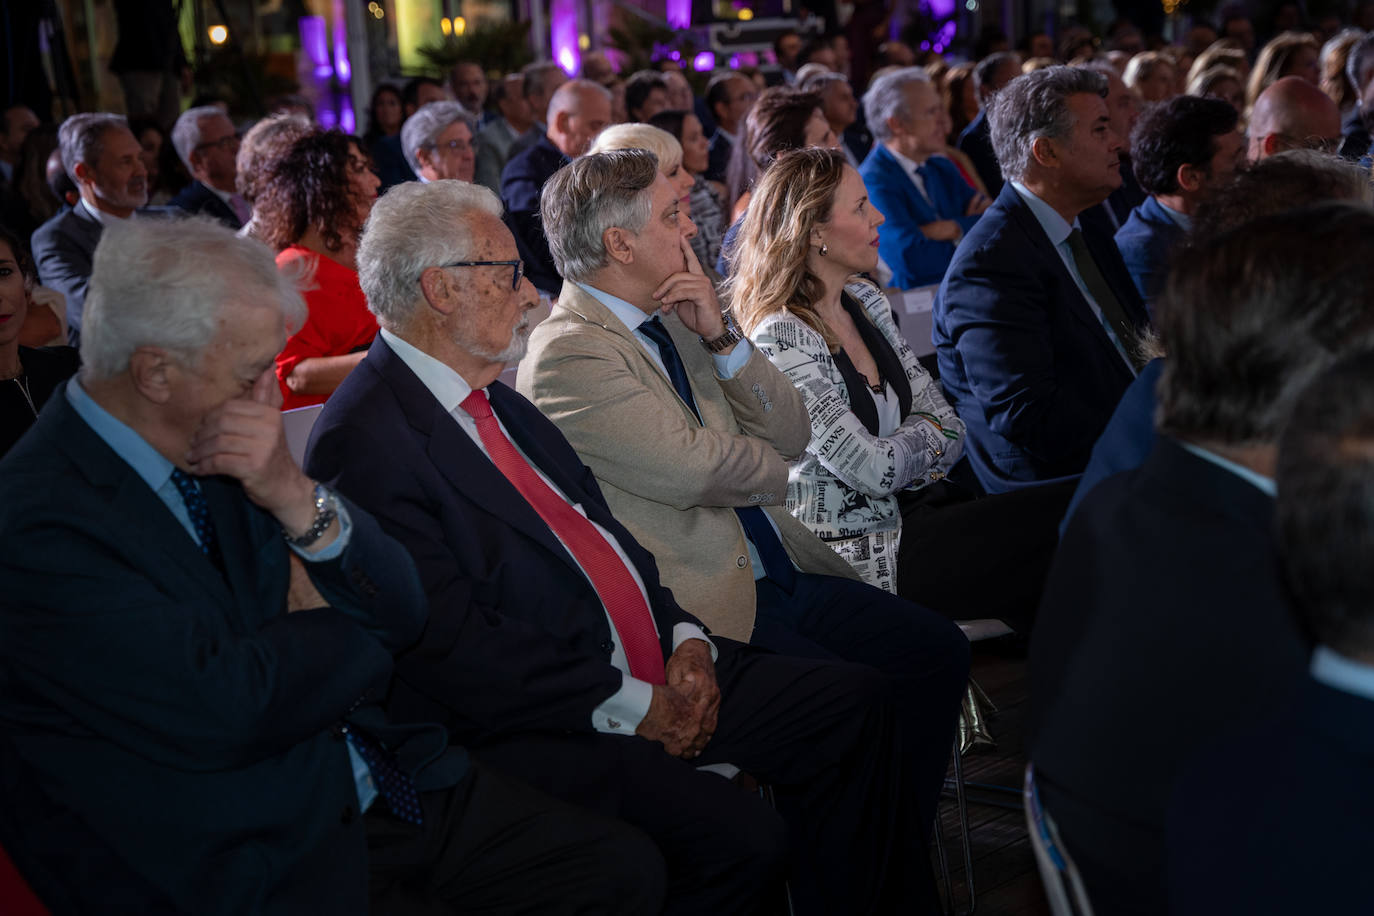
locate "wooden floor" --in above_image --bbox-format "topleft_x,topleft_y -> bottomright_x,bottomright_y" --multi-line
930,643 -> 1051,916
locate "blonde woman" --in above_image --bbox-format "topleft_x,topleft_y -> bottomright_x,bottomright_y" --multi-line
1246,31 -> 1321,110
730,147 -> 1056,629
1123,51 -> 1177,102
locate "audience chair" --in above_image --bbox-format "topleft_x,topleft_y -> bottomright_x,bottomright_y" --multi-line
1023,764 -> 1095,916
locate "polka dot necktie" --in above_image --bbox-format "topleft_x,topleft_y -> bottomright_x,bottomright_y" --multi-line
343,725 -> 424,825
169,469 -> 225,573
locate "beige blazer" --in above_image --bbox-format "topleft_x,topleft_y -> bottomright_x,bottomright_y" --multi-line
518,283 -> 859,641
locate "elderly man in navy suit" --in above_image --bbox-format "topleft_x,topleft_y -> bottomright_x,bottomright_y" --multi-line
305,179 -> 931,915
934,66 -> 1150,494
169,105 -> 249,229
1116,95 -> 1243,312
0,215 -> 662,915
31,113 -> 149,347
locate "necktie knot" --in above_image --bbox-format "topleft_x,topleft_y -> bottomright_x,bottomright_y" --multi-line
639,315 -> 672,348
460,389 -> 494,421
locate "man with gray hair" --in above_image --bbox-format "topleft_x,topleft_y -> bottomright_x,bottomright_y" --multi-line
957,50 -> 1020,194
168,105 -> 248,228
400,100 -> 477,184
31,112 -> 149,347
474,73 -> 536,194
305,176 -> 938,915
933,66 -> 1149,495
860,66 -> 991,288
0,213 -> 659,914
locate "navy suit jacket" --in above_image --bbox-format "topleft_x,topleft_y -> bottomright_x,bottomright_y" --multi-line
859,145 -> 979,290
31,203 -> 102,346
1114,196 -> 1185,314
500,136 -> 569,295
304,335 -> 703,745
1169,676 -> 1374,914
933,182 -> 1149,493
956,109 -> 1002,196
168,179 -> 242,229
706,130 -> 733,184
0,387 -> 460,915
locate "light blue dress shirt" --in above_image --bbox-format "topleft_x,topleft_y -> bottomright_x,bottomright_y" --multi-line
1176,440 -> 1276,497
1310,646 -> 1374,700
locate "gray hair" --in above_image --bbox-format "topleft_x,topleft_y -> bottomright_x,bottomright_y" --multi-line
540,149 -> 658,283
400,100 -> 478,175
171,105 -> 230,171
81,216 -> 306,381
990,66 -> 1108,183
58,113 -> 128,183
863,67 -> 930,143
798,71 -> 849,94
357,179 -> 504,329
1346,32 -> 1374,98
587,123 -> 683,174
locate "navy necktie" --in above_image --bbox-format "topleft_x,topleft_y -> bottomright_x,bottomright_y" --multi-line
169,469 -> 225,572
638,316 -> 797,592
343,725 -> 424,825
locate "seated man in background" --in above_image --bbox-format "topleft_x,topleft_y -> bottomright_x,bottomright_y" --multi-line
1248,75 -> 1343,160
400,101 -> 477,184
957,51 -> 1020,195
0,216 -> 660,914
1030,202 -> 1374,915
935,67 -> 1149,494
1168,348 -> 1374,914
1116,95 -> 1242,312
474,74 -> 535,194
860,67 -> 990,289
168,105 -> 248,229
305,179 -> 933,916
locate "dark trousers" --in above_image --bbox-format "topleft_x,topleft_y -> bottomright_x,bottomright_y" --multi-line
473,645 -> 920,916
897,479 -> 1077,632
366,759 -> 665,915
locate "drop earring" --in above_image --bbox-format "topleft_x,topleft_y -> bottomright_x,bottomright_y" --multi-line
819,242 -> 829,256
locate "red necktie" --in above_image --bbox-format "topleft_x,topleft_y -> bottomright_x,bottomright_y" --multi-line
460,389 -> 667,684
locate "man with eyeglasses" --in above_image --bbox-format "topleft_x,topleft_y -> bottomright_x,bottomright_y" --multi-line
169,105 -> 248,229
1247,75 -> 1342,161
400,100 -> 478,185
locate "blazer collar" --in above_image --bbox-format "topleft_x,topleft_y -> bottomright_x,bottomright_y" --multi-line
1141,436 -> 1275,529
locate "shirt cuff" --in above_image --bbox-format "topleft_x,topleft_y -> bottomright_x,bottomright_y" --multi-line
591,672 -> 654,735
672,624 -> 718,662
712,337 -> 754,379
289,498 -> 352,563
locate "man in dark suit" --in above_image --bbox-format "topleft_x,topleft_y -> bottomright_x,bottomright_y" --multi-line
956,51 -> 1019,195
31,113 -> 149,347
168,105 -> 248,229
0,215 -> 662,914
305,179 -> 930,916
1168,351 -> 1374,913
501,79 -> 611,295
934,67 -> 1150,494
1115,95 -> 1242,312
1030,203 -> 1374,915
704,72 -> 754,183
1074,62 -> 1146,236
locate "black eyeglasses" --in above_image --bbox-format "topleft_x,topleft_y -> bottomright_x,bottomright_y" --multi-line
437,259 -> 525,290
193,133 -> 241,154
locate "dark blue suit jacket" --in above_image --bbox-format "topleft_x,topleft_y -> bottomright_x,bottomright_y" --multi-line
706,130 -> 732,184
1114,196 -> 1185,314
0,387 -> 461,915
933,182 -> 1149,493
1168,676 -> 1374,914
168,179 -> 242,229
304,335 -> 703,744
859,145 -> 979,290
500,136 -> 569,295
956,109 -> 1002,196
30,203 -> 102,346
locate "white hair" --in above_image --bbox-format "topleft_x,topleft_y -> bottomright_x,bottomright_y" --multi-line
171,105 -> 231,171
862,67 -> 930,143
58,113 -> 128,183
357,179 -> 504,329
81,216 -> 306,381
587,123 -> 683,174
399,100 -> 477,175
540,149 -> 658,283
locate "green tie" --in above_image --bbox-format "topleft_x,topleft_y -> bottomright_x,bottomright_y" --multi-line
1065,228 -> 1145,371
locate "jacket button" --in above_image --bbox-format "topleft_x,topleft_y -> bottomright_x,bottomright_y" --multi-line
736,556 -> 748,568
600,639 -> 614,653
341,805 -> 356,825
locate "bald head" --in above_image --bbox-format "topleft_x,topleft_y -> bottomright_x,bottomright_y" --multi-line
547,79 -> 613,158
1248,76 -> 1342,160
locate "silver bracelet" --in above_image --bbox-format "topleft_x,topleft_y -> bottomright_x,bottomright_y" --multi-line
284,482 -> 338,549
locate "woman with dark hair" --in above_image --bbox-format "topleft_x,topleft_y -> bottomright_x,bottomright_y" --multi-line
127,117 -> 177,204
363,84 -> 404,144
0,224 -> 78,457
253,129 -> 381,409
725,87 -> 835,221
648,109 -> 728,271
942,61 -> 979,141
3,125 -> 60,239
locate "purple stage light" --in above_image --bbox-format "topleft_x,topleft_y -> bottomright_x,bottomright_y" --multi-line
693,51 -> 715,71
551,0 -> 581,75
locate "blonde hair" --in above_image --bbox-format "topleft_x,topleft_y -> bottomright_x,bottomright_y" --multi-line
1187,41 -> 1248,88
1247,31 -> 1320,110
727,147 -> 849,352
587,123 -> 683,174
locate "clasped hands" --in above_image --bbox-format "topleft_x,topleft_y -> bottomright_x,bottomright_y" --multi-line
635,638 -> 721,759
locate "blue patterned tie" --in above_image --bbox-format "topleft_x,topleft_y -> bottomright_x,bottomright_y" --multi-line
344,725 -> 424,825
169,469 -> 225,572
638,316 -> 797,592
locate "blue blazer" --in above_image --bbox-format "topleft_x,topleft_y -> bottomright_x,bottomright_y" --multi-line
860,145 -> 979,290
31,203 -> 102,346
304,335 -> 703,744
933,182 -> 1149,493
0,388 -> 461,914
1114,196 -> 1186,314
500,136 -> 570,295
956,109 -> 1002,196
168,179 -> 242,229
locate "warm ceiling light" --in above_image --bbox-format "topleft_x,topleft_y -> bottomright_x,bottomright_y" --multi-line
208,24 -> 229,44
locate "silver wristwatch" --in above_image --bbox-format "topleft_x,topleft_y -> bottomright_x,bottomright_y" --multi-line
702,312 -> 744,353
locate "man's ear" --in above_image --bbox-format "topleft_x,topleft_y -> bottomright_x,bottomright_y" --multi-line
71,160 -> 94,187
128,347 -> 176,405
552,109 -> 571,137
418,266 -> 459,315
1176,161 -> 1204,193
1261,133 -> 1281,158
1029,135 -> 1059,169
603,226 -> 634,266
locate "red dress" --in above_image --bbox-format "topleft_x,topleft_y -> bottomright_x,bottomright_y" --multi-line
274,245 -> 378,410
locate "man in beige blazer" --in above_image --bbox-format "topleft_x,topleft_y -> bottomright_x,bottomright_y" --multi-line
521,149 -> 969,865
